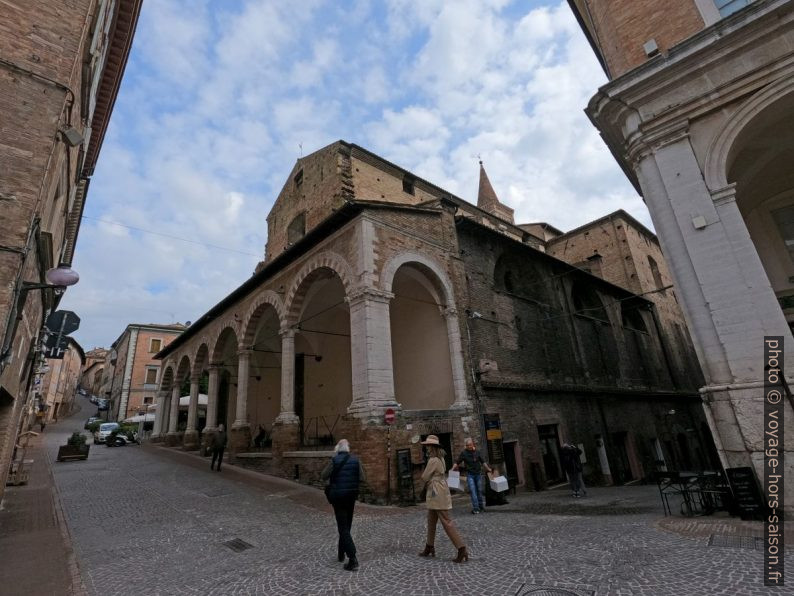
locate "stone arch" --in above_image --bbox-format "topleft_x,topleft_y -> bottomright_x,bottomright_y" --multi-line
241,290 -> 286,347
159,363 -> 175,392
285,251 -> 355,323
380,251 -> 454,305
192,343 -> 210,378
175,355 -> 191,387
211,325 -> 239,364
705,76 -> 794,191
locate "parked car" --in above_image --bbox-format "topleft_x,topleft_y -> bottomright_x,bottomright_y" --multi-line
90,395 -> 98,404
84,416 -> 101,429
94,422 -> 120,444
96,399 -> 109,411
78,388 -> 87,396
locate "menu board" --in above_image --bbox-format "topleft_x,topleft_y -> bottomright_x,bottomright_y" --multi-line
725,467 -> 764,520
483,413 -> 504,464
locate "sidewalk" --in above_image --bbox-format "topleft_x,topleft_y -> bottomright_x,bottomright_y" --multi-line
0,429 -> 85,595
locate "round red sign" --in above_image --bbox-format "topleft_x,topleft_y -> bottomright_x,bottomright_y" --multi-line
384,408 -> 396,425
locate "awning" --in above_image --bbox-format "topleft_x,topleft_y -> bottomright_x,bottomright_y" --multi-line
123,413 -> 155,423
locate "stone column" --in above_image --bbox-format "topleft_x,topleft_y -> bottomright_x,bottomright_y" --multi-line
443,307 -> 471,409
347,288 -> 399,420
183,376 -> 200,450
230,349 -> 252,454
151,391 -> 166,439
275,328 -> 299,425
167,385 -> 180,445
201,365 -> 221,455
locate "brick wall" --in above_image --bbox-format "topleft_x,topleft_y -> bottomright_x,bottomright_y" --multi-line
582,0 -> 705,78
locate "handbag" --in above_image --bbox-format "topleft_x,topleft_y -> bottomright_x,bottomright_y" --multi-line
325,453 -> 350,504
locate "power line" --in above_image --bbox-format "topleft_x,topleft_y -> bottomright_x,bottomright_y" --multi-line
81,215 -> 261,257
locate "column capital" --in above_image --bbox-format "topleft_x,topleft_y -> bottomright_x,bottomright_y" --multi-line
442,306 -> 459,319
237,348 -> 253,358
279,326 -> 296,339
208,363 -> 223,372
346,287 -> 394,306
710,183 -> 737,207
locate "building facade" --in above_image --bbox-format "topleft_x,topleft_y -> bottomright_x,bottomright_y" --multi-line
105,324 -> 185,422
80,347 -> 108,397
37,338 -> 85,424
154,141 -> 711,500
0,0 -> 142,499
569,0 -> 794,509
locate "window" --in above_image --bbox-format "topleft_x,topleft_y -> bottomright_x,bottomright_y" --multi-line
621,304 -> 648,333
772,205 -> 794,265
143,396 -> 153,404
571,281 -> 609,322
714,0 -> 754,18
647,256 -> 664,290
144,367 -> 158,385
293,168 -> 303,187
287,212 -> 306,245
149,338 -> 162,353
402,175 -> 415,195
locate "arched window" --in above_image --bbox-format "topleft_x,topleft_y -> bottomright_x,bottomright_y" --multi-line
621,303 -> 647,333
287,212 -> 306,245
493,253 -> 545,302
571,281 -> 608,322
648,255 -> 663,290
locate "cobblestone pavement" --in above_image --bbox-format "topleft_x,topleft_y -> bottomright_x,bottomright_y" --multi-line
47,400 -> 791,596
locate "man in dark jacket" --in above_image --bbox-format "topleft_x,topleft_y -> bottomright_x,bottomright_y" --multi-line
560,442 -> 586,497
210,424 -> 227,472
321,438 -> 366,571
452,438 -> 493,514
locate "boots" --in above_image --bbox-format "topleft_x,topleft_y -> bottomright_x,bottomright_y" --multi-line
418,544 -> 436,557
343,557 -> 359,571
453,546 -> 469,563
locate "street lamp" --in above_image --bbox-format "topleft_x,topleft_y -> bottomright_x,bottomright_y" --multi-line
22,264 -> 80,293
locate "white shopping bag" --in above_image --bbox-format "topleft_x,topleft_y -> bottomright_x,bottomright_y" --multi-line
447,470 -> 461,490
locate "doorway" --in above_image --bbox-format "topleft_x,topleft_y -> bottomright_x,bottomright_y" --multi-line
503,440 -> 524,489
611,431 -> 634,484
537,424 -> 564,484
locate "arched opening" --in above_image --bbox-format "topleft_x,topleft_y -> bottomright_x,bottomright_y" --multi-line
288,212 -> 306,245
212,327 -> 239,431
174,356 -> 191,432
247,304 -> 281,445
191,344 -> 210,433
158,366 -> 174,433
647,256 -> 663,290
291,268 -> 351,446
621,302 -> 653,385
727,91 -> 794,330
570,280 -> 618,380
494,253 -> 548,303
390,263 -> 455,409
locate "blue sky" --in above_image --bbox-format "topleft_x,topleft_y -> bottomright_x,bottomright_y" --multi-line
63,0 -> 644,350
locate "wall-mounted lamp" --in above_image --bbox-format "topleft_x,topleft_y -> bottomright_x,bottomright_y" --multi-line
22,264 -> 80,293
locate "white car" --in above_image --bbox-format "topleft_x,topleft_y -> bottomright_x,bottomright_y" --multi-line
94,422 -> 120,444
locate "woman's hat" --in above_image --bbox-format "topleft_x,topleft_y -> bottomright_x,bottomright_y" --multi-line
421,434 -> 440,446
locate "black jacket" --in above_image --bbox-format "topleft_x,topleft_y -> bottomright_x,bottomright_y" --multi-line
327,453 -> 361,501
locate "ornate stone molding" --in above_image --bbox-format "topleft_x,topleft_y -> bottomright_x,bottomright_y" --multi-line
710,183 -> 738,207
346,286 -> 394,306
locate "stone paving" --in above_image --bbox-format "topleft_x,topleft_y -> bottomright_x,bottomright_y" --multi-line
45,399 -> 791,595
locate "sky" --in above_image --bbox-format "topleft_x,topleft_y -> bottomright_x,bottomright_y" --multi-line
62,0 -> 646,351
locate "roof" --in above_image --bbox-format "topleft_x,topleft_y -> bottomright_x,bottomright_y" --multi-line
81,0 -> 144,177
548,209 -> 658,245
110,323 -> 187,351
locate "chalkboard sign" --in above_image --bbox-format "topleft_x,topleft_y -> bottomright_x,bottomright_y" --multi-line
396,448 -> 413,479
396,448 -> 416,504
725,467 -> 764,520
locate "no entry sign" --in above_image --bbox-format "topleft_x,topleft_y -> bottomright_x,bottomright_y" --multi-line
384,408 -> 396,425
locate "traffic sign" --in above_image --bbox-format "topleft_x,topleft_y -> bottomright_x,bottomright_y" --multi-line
384,408 -> 396,425
43,335 -> 70,359
45,310 -> 80,335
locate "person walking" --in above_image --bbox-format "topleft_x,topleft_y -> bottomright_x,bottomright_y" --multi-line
210,424 -> 227,472
322,439 -> 366,571
452,437 -> 493,514
418,435 -> 468,563
561,441 -> 587,497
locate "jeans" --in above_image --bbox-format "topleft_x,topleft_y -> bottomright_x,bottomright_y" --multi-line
467,473 -> 485,511
568,470 -> 586,495
211,447 -> 225,470
333,496 -> 357,559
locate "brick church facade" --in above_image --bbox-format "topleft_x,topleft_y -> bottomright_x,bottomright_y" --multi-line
154,141 -> 713,500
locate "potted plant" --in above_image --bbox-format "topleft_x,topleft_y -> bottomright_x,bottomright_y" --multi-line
56,432 -> 91,461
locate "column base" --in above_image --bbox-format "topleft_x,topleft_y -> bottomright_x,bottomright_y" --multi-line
165,432 -> 181,447
274,412 -> 300,425
229,424 -> 252,455
346,400 -> 401,422
183,429 -> 200,450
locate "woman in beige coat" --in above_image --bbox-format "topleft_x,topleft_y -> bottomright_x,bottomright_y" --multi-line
418,435 -> 468,563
